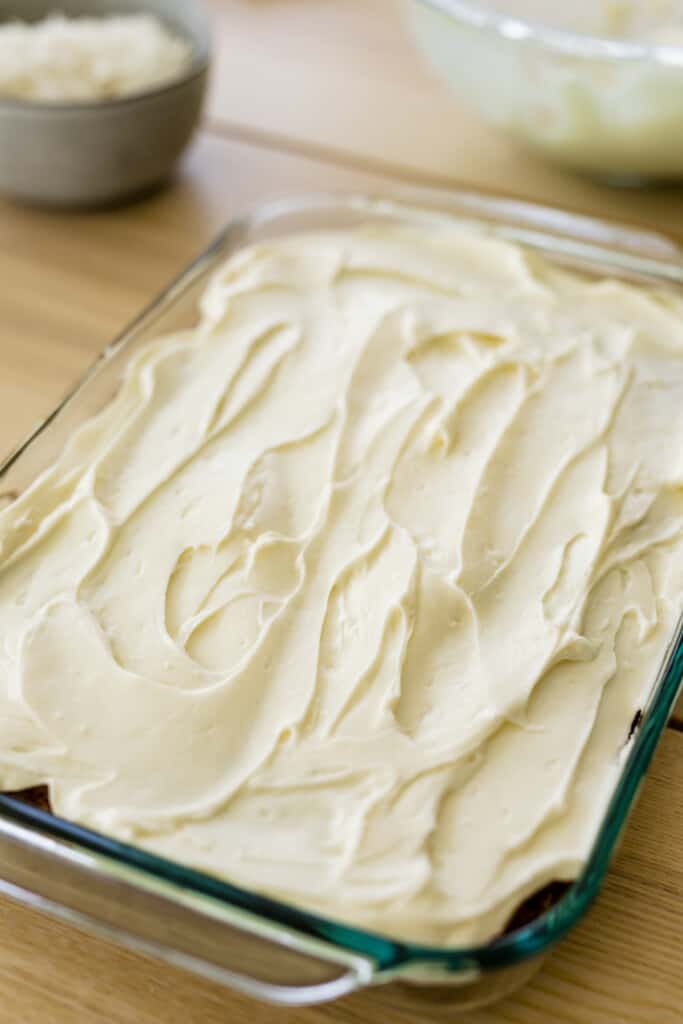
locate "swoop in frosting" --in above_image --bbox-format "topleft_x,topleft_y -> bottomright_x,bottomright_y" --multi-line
1,223 -> 682,945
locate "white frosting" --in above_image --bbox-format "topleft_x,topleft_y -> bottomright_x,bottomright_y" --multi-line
0,14 -> 192,103
1,224 -> 682,945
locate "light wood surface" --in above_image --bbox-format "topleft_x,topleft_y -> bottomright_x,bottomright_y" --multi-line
0,2 -> 682,1022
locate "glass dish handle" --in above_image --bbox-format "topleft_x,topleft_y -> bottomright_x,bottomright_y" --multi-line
0,803 -> 375,1006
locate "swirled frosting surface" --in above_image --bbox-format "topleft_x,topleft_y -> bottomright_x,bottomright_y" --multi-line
1,224 -> 683,945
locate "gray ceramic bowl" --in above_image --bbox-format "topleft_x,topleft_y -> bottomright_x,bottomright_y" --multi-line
0,0 -> 210,207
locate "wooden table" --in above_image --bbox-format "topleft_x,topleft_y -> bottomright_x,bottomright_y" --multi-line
0,3 -> 682,1021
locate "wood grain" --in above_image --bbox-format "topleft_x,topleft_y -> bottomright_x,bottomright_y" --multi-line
0,728 -> 680,1024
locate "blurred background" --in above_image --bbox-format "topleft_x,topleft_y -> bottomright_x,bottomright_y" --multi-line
2,2 -> 682,472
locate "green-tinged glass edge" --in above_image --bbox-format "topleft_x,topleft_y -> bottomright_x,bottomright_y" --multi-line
1,190 -> 682,980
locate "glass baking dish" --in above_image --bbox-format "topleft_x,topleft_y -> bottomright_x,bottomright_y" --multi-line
1,189 -> 682,1016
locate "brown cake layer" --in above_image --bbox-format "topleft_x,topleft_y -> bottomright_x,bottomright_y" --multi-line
502,881 -> 572,935
6,785 -> 51,812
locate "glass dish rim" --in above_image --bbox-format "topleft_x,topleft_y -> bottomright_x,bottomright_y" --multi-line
0,188 -> 682,978
415,0 -> 683,66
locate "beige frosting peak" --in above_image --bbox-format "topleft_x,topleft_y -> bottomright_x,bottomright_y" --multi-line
1,224 -> 682,945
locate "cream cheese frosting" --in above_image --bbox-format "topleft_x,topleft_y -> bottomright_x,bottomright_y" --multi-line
1,223 -> 683,946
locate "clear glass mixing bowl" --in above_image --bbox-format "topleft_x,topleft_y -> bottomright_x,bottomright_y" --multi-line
406,0 -> 683,183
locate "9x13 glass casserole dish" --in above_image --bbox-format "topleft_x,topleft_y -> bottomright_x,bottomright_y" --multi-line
1,189 -> 683,1016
